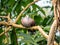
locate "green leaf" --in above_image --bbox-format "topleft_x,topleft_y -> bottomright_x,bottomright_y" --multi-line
42,15 -> 53,26
34,15 -> 43,25
10,28 -> 18,45
32,4 -> 46,15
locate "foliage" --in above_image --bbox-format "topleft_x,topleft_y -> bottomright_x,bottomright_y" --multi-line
0,0 -> 58,45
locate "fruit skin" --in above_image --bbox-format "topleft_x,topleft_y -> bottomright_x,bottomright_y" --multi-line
21,15 -> 35,27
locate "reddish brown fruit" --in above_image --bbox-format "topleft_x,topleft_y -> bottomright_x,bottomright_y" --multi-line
21,15 -> 35,27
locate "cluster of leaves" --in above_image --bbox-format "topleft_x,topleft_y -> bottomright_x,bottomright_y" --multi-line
0,0 -> 55,45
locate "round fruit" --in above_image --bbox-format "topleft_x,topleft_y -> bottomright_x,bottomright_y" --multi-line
21,15 -> 35,27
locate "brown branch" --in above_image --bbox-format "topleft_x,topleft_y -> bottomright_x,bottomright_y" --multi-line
0,21 -> 48,38
47,0 -> 60,45
0,16 -> 8,18
7,13 -> 11,21
54,4 -> 58,20
52,0 -> 57,5
0,21 -> 9,25
37,26 -> 48,39
0,21 -> 41,30
47,20 -> 57,45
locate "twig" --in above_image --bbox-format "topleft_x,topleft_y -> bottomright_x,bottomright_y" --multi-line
37,26 -> 48,39
0,16 -> 8,18
47,20 -> 57,45
0,21 -> 9,25
7,13 -> 11,21
0,26 -> 11,36
54,4 -> 58,20
37,26 -> 58,45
